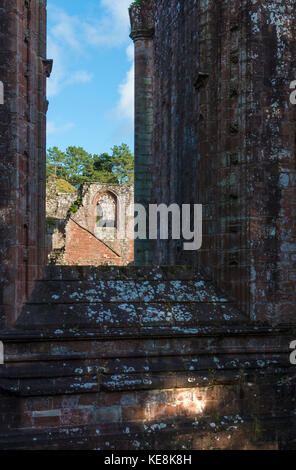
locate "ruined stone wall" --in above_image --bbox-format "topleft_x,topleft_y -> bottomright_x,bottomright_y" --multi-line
46,183 -> 134,266
245,0 -> 296,324
0,0 -> 49,326
150,0 -> 296,323
46,179 -> 77,220
0,0 -> 294,451
152,0 -> 199,266
45,179 -> 77,262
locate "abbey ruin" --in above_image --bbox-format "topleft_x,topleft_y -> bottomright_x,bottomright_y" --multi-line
46,178 -> 134,266
0,0 -> 295,450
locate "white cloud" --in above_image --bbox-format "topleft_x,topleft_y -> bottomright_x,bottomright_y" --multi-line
84,0 -> 131,46
47,1 -> 134,138
126,43 -> 134,62
66,70 -> 93,87
50,10 -> 81,51
116,44 -> 134,121
101,0 -> 131,25
47,121 -> 75,135
47,6 -> 94,97
47,1 -> 132,97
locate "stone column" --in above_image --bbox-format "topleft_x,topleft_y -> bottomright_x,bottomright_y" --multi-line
129,0 -> 155,266
0,0 -> 50,326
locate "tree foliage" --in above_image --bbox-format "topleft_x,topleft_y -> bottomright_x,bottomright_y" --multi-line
46,144 -> 134,186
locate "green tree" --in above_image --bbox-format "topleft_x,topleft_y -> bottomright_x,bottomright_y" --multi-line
47,146 -> 93,185
46,144 -> 134,186
111,143 -> 134,185
91,153 -> 118,184
65,146 -> 93,185
46,147 -> 68,180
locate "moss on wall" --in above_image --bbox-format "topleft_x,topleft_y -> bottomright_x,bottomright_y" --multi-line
129,0 -> 143,10
56,179 -> 76,194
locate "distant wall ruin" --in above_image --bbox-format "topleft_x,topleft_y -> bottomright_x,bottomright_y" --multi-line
46,180 -> 134,266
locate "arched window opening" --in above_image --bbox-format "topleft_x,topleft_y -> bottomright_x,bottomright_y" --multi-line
95,191 -> 117,240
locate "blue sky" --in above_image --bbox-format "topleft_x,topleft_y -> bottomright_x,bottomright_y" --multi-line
47,0 -> 134,156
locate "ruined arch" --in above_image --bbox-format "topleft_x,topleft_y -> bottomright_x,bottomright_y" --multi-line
94,190 -> 118,238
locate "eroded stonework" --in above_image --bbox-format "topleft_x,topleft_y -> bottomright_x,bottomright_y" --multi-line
0,0 -> 295,451
46,180 -> 134,266
135,0 -> 296,325
0,0 -> 48,325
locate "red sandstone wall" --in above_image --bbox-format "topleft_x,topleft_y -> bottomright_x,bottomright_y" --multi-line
245,1 -> 296,323
61,184 -> 135,266
64,219 -> 134,267
151,0 -> 296,323
0,0 -> 48,326
0,1 -> 293,449
152,0 -> 199,265
130,1 -> 155,264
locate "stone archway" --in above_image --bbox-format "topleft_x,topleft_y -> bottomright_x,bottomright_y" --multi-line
94,190 -> 118,238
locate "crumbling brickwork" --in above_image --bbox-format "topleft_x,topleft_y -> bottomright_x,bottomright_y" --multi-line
46,181 -> 134,266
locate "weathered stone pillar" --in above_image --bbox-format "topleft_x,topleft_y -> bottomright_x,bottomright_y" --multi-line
0,0 -> 50,325
129,0 -> 155,266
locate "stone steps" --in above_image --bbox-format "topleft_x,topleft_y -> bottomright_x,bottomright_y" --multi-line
18,302 -> 243,330
0,333 -> 293,448
26,280 -> 229,304
16,266 -> 247,333
0,415 -> 292,450
0,328 -> 293,449
0,265 -> 294,449
43,265 -> 208,281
